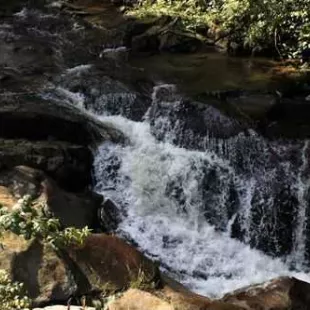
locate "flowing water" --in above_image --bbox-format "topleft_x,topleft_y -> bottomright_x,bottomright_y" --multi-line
3,5 -> 310,299
50,73 -> 310,297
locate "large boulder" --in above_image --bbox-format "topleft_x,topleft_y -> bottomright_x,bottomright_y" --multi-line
57,67 -> 152,122
159,275 -> 212,310
65,234 -> 159,291
0,233 -> 159,307
0,95 -> 123,146
0,95 -> 124,191
107,286 -> 240,310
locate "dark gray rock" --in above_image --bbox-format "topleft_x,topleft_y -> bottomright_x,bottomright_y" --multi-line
98,198 -> 121,232
0,94 -> 124,146
0,139 -> 92,192
0,166 -> 103,229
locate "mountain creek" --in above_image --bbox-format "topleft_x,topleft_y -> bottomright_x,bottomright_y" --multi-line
1,0 -> 310,309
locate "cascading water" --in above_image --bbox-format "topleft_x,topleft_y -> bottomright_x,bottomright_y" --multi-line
48,69 -> 310,297
8,6 -> 310,299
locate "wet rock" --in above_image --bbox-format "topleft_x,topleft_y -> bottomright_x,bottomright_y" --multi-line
249,185 -> 298,257
148,98 -> 245,146
227,93 -> 277,121
58,68 -> 152,121
0,94 -> 123,145
99,199 -> 121,232
0,166 -> 103,229
222,276 -> 310,310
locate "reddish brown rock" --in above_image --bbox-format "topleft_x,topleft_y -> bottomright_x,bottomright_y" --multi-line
222,276 -> 310,310
67,233 -> 159,291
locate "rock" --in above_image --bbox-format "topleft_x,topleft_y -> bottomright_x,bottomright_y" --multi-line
33,307 -> 95,310
107,285 -> 240,310
148,98 -> 245,148
160,275 -> 211,310
0,233 -> 160,307
227,93 -> 277,121
108,289 -> 174,310
262,98 -> 310,139
0,237 -> 76,307
98,199 -> 121,233
58,68 -> 151,122
131,29 -> 160,53
222,276 -> 310,310
0,95 -> 123,146
159,30 -> 202,53
0,94 -> 124,191
0,139 -> 93,191
0,166 -> 103,229
66,234 -> 159,291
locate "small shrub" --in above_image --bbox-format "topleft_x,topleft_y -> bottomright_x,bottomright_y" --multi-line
0,269 -> 31,310
0,195 -> 91,249
128,267 -> 158,290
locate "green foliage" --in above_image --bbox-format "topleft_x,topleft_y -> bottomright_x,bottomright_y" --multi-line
0,195 -> 91,249
210,0 -> 310,57
127,0 -> 310,58
0,269 -> 31,310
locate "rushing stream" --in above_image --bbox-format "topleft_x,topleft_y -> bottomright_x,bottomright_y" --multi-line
49,68 -> 310,297
4,5 -> 310,299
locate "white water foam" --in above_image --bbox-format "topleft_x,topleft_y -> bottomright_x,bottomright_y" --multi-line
92,115 -> 310,298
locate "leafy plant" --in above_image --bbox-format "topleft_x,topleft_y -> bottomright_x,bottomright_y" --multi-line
0,269 -> 31,310
0,195 -> 91,249
126,0 -> 310,58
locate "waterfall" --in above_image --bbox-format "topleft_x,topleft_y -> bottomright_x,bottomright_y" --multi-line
6,5 -> 310,300
290,140 -> 310,266
47,73 -> 310,297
